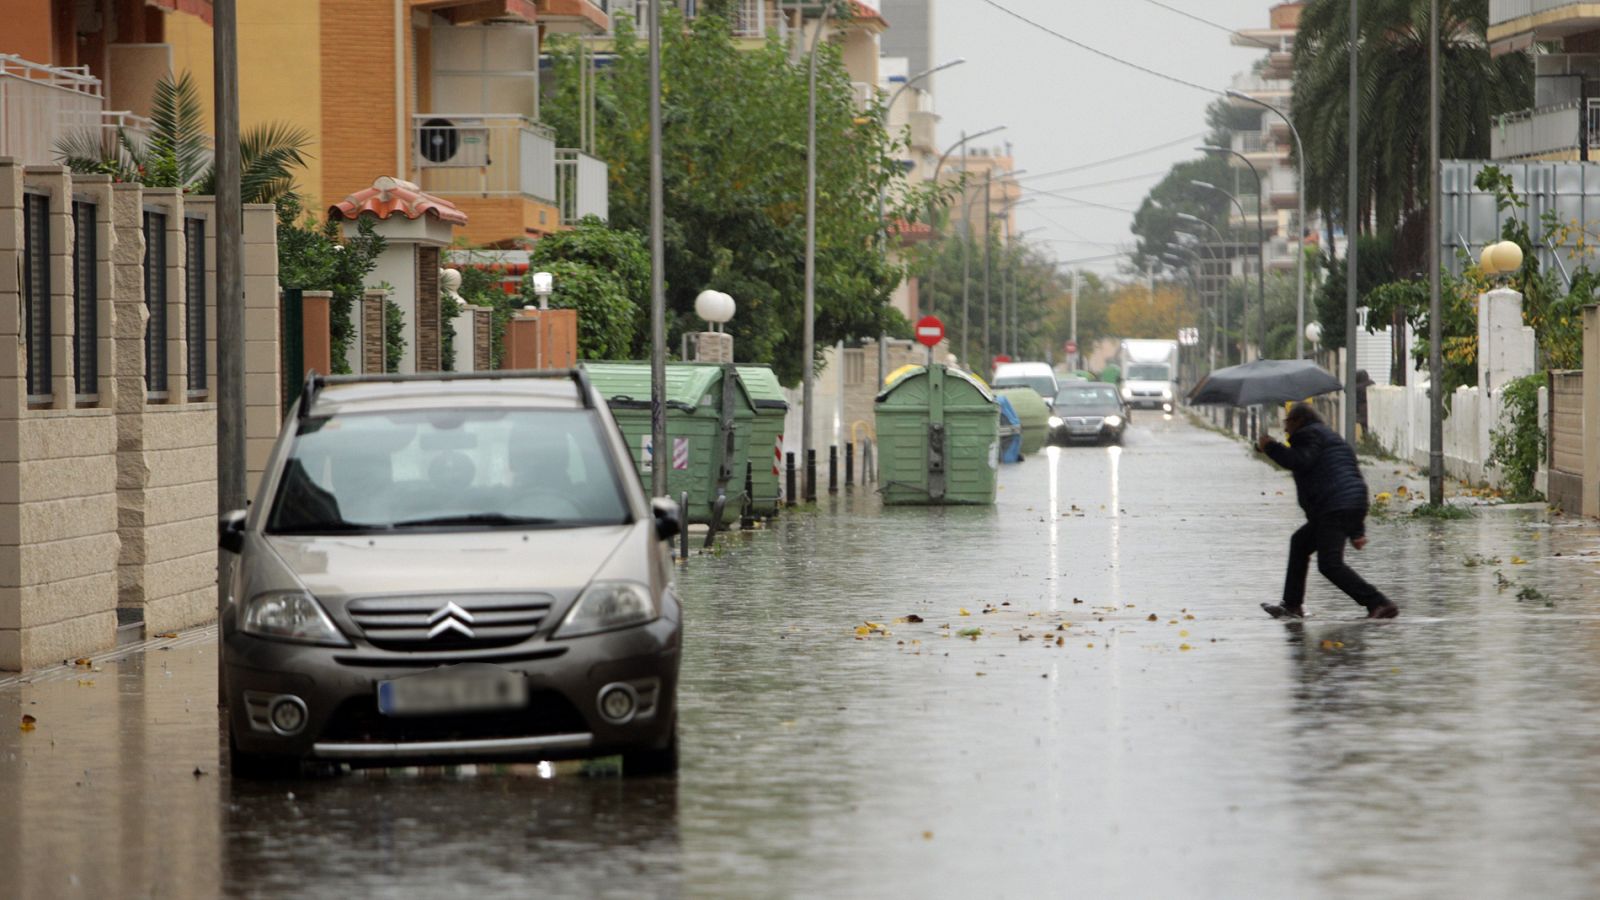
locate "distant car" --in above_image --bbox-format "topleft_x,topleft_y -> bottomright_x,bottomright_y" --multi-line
1048,382 -> 1130,446
220,370 -> 683,778
992,362 -> 1060,409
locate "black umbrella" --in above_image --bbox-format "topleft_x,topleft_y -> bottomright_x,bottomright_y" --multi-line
1188,359 -> 1344,407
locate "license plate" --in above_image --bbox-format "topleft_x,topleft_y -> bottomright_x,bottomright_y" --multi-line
378,665 -> 528,717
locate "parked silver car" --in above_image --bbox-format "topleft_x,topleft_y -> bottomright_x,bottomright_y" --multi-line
220,370 -> 682,777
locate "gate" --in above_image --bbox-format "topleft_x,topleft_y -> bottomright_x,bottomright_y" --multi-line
1549,370 -> 1583,514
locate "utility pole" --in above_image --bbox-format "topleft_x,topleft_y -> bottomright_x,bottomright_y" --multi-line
1344,0 -> 1360,442
1071,268 -> 1080,370
982,168 -> 992,373
214,0 -> 243,696
649,0 -> 667,498
1428,0 -> 1444,503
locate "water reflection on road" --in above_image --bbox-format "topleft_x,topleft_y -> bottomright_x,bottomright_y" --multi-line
5,414 -> 1600,897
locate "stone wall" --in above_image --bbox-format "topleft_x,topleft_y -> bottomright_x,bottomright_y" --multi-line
0,160 -> 280,670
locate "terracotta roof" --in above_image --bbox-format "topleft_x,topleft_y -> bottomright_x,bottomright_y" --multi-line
147,0 -> 213,26
889,218 -> 934,244
329,176 -> 469,226
850,1 -> 887,28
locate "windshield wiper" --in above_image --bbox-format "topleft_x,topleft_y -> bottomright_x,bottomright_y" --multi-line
391,513 -> 561,529
270,520 -> 391,535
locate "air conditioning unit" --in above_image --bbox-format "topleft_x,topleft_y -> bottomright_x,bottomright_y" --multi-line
417,117 -> 490,168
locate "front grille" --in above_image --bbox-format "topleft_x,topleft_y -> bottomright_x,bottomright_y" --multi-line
1065,416 -> 1105,431
347,594 -> 553,651
317,690 -> 589,744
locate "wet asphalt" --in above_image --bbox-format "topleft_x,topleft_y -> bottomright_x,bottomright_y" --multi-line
5,413 -> 1600,898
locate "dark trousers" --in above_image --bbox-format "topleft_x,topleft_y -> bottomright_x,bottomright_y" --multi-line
1282,510 -> 1389,610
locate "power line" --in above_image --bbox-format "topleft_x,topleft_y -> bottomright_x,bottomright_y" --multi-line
1018,185 -> 1139,214
1015,133 -> 1204,184
979,0 -> 1223,96
1029,170 -> 1169,193
1133,0 -> 1281,51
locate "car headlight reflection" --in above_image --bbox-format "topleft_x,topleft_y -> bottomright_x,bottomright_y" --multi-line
1103,415 -> 1123,428
241,591 -> 349,646
1047,416 -> 1064,428
555,581 -> 658,639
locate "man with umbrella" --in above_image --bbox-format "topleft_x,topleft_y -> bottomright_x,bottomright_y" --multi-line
1257,403 -> 1399,620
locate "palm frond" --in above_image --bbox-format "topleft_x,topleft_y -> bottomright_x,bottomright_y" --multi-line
149,71 -> 212,187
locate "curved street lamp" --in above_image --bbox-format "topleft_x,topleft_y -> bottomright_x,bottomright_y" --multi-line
1197,146 -> 1268,360
1226,89 -> 1309,359
1189,181 -> 1264,364
1176,212 -> 1235,366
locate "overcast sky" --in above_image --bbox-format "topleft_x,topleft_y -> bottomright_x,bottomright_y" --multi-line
930,0 -> 1274,277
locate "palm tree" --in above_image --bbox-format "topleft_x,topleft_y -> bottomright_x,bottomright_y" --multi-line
1291,0 -> 1531,246
56,71 -> 310,205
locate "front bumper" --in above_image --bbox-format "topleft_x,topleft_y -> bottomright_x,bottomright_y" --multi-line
225,615 -> 680,765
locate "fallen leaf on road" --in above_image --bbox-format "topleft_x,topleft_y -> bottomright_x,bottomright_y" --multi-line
975,672 -> 986,677
902,614 -> 924,623
1179,644 -> 1193,651
155,632 -> 179,639
854,626 -> 871,636
76,679 -> 94,687
957,627 -> 982,638
1511,557 -> 1528,565
72,658 -> 91,668
922,831 -> 934,840
1056,636 -> 1064,646
1086,643 -> 1095,648
958,608 -> 971,616
1146,614 -> 1158,622
1179,631 -> 1189,638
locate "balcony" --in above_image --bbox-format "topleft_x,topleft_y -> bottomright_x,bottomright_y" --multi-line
1491,100 -> 1600,160
0,55 -> 152,167
554,149 -> 608,224
907,109 -> 938,153
1227,74 -> 1292,107
1490,1 -> 1600,53
416,114 -> 557,202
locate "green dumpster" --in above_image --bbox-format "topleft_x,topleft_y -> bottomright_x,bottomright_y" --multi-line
734,365 -> 789,516
582,362 -> 756,525
996,386 -> 1050,455
874,364 -> 999,506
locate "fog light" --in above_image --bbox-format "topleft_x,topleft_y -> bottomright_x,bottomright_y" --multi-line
268,696 -> 308,736
598,684 -> 638,725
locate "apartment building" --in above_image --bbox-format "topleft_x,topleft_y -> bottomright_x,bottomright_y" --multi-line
1225,1 -> 1309,276
1488,1 -> 1600,161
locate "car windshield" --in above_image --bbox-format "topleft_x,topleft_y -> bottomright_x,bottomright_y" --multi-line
1056,386 -> 1121,408
1127,364 -> 1170,381
994,376 -> 1056,397
267,407 -> 629,534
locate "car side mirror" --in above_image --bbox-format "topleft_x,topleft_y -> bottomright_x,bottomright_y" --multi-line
651,497 -> 681,542
219,509 -> 248,555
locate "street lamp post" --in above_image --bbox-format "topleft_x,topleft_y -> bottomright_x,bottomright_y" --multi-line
1226,89 -> 1309,359
648,0 -> 666,498
875,58 -> 966,386
1176,212 -> 1233,365
923,125 -> 1005,343
1345,0 -> 1361,443
1427,0 -> 1444,506
802,0 -> 837,503
1196,147 -> 1268,359
1190,179 -> 1265,362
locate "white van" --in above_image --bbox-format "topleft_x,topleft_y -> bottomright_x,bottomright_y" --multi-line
991,362 -> 1060,409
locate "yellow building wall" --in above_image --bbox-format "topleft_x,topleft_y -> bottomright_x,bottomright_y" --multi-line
166,0 -> 325,210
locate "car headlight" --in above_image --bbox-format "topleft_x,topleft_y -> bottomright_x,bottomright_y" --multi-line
241,591 -> 348,646
554,581 -> 658,639
1103,415 -> 1123,428
1161,388 -> 1173,400
1047,416 -> 1064,428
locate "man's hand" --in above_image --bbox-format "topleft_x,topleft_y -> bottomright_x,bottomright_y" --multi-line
1256,433 -> 1274,453
1352,536 -> 1368,551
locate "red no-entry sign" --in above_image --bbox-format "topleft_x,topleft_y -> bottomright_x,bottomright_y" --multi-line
1065,340 -> 1078,355
915,315 -> 944,348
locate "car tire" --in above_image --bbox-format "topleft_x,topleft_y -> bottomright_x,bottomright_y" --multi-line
622,723 -> 679,777
228,730 -> 301,780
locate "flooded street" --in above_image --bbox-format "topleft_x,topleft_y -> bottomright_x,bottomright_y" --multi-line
7,415 -> 1600,897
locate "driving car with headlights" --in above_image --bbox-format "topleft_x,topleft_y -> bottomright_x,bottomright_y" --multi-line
219,370 -> 682,777
1048,383 -> 1130,446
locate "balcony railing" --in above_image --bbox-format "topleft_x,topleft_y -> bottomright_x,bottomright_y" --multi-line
1233,131 -> 1282,155
1,55 -> 103,166
554,148 -> 609,225
415,114 -> 557,203
1491,99 -> 1600,159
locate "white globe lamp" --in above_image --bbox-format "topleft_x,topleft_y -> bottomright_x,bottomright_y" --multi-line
695,290 -> 736,331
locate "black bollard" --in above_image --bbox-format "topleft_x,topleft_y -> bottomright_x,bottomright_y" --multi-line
741,461 -> 755,529
678,491 -> 690,561
785,452 -> 797,508
805,449 -> 818,503
828,446 -> 838,494
845,442 -> 854,487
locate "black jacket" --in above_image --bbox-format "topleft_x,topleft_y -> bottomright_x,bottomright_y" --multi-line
1264,422 -> 1369,519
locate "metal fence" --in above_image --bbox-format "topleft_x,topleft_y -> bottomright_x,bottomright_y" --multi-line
1490,100 -> 1600,160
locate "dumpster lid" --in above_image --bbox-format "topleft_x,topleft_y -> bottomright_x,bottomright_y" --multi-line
876,364 -> 996,403
582,362 -> 756,413
732,365 -> 790,411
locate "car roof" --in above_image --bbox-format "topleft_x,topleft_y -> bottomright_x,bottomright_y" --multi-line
303,372 -> 590,418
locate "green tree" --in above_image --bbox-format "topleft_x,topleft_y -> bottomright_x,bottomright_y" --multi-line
525,217 -> 650,359
1128,154 -> 1235,275
1291,0 -> 1531,242
276,196 -> 385,373
56,72 -> 311,205
540,6 -> 929,383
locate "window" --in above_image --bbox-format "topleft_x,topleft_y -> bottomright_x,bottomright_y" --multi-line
22,193 -> 50,401
143,210 -> 168,395
72,201 -> 98,397
844,349 -> 866,386
267,408 -> 629,534
184,217 -> 207,393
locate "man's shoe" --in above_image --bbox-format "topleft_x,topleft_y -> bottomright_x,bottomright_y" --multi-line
1261,603 -> 1304,619
1367,602 -> 1399,619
